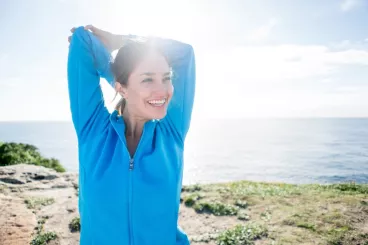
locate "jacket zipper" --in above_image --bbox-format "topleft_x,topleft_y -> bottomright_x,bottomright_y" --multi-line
128,158 -> 134,245
127,125 -> 147,245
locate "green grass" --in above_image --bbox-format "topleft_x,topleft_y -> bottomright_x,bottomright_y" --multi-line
234,199 -> 248,209
260,208 -> 272,222
30,217 -> 57,245
30,232 -> 57,245
69,217 -> 80,232
237,212 -> 250,221
226,181 -> 303,197
216,223 -> 268,245
194,181 -> 368,199
194,201 -> 239,216
325,226 -> 352,245
182,180 -> 368,245
296,222 -> 316,232
0,142 -> 65,172
183,193 -> 201,207
321,182 -> 368,195
24,197 -> 55,209
182,184 -> 202,192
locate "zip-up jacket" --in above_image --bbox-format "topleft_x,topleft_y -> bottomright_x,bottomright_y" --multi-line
67,26 -> 195,245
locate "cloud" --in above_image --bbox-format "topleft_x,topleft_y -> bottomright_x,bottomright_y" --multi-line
0,77 -> 22,88
0,54 -> 8,66
335,85 -> 361,93
193,42 -> 368,118
340,0 -> 364,12
330,39 -> 368,50
247,19 -> 278,42
0,77 -> 71,121
198,43 -> 368,86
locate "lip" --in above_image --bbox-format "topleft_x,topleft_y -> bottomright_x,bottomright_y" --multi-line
147,98 -> 167,107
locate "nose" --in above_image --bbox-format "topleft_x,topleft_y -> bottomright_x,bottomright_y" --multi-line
151,81 -> 170,95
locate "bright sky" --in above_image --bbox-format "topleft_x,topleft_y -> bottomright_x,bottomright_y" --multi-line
1,0 -> 368,121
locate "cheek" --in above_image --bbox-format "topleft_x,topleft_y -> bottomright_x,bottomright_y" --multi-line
127,88 -> 147,106
168,84 -> 174,98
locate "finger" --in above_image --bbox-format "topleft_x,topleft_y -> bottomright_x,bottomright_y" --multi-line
68,36 -> 71,43
84,25 -> 98,33
70,27 -> 76,33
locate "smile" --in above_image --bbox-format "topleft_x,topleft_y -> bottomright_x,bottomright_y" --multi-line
147,98 -> 166,107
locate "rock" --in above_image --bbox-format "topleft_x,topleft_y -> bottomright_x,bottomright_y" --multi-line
0,194 -> 37,245
0,168 -> 16,176
0,165 -> 79,245
0,164 -> 60,186
0,177 -> 25,185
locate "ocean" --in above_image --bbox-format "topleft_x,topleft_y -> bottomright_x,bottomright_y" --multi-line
0,118 -> 367,185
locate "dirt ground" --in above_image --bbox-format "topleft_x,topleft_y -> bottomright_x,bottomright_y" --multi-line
1,164 -> 367,245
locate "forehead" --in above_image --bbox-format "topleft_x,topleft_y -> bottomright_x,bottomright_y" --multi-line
132,51 -> 170,74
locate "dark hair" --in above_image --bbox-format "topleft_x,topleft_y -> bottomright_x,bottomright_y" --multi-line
111,40 -> 169,115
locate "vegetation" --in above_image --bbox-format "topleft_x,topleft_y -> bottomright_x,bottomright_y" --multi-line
25,197 -> 55,209
30,217 -> 58,245
1,141 -> 367,244
0,142 -> 65,172
69,217 -> 81,232
182,181 -> 368,245
216,223 -> 268,245
193,201 -> 239,216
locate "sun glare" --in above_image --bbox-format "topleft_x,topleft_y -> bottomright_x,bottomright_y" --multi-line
101,0 -> 199,113
106,0 -> 195,41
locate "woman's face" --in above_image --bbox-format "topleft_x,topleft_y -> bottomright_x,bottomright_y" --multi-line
119,51 -> 173,120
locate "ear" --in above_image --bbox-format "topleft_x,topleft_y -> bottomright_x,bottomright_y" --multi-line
115,82 -> 128,98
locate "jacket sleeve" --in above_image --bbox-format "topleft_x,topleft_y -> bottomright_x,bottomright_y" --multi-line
67,26 -> 114,141
176,226 -> 190,245
146,37 -> 194,244
151,38 -> 196,144
175,159 -> 190,245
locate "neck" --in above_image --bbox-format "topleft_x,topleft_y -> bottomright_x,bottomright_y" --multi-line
122,107 -> 146,138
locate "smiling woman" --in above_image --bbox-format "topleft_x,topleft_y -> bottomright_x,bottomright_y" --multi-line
112,41 -> 174,121
67,24 -> 195,245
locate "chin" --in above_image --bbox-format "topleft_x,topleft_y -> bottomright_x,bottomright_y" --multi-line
150,111 -> 167,120
144,108 -> 167,120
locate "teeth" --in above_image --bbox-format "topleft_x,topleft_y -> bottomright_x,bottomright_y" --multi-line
148,99 -> 166,105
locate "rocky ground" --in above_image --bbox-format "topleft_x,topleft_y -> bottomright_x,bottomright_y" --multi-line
1,164 -> 367,245
0,164 -> 240,245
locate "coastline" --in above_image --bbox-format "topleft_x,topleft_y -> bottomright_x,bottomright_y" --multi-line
1,164 -> 367,245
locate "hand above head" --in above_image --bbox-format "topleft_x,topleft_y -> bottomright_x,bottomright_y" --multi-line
68,25 -> 123,52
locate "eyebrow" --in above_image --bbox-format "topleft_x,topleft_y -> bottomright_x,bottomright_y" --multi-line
140,72 -> 171,76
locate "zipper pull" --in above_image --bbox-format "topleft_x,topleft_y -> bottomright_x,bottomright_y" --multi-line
129,158 -> 134,170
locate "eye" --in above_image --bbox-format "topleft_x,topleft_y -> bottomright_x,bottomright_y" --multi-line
142,78 -> 153,83
163,76 -> 171,83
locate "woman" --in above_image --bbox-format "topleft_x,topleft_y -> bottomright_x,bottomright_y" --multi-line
67,25 -> 195,245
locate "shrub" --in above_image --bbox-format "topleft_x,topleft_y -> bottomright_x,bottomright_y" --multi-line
194,201 -> 239,216
69,217 -> 81,232
0,142 -> 65,172
216,223 -> 268,245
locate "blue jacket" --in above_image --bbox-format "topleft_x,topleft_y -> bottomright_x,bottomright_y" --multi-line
67,27 -> 195,245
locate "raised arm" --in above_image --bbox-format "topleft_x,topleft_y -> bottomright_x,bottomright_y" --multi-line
151,38 -> 196,145
67,27 -> 114,141
149,38 -> 195,244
